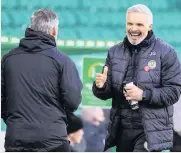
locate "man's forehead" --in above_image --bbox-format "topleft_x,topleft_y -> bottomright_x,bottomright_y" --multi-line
126,12 -> 150,23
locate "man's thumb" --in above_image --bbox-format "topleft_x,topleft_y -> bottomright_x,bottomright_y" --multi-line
103,66 -> 108,76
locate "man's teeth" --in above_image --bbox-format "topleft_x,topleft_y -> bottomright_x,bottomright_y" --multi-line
131,34 -> 139,36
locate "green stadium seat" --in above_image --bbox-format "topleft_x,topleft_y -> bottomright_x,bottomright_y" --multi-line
76,11 -> 88,26
2,0 -> 19,9
2,27 -> 11,36
88,12 -> 100,26
27,0 -> 41,10
1,0 -> 181,45
76,11 -> 100,26
59,28 -> 77,40
115,28 -> 125,40
55,0 -> 79,9
154,12 -> 181,29
98,12 -> 110,26
157,29 -> 181,46
99,29 -> 117,40
38,0 -> 52,9
109,0 -> 123,11
2,11 -> 11,27
151,0 -> 169,10
13,27 -> 25,37
68,0 -> 80,9
57,11 -> 76,26
1,0 -> 6,9
94,0 -> 109,10
110,12 -> 125,27
9,10 -> 30,27
120,0 -> 136,10
77,27 -> 100,40
19,0 -> 28,9
81,0 -> 92,9
169,13 -> 181,28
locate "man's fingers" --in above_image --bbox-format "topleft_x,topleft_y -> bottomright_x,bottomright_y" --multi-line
96,76 -> 105,81
95,81 -> 104,88
96,74 -> 105,80
124,93 -> 132,97
103,66 -> 108,76
126,96 -> 132,101
125,90 -> 133,95
96,75 -> 104,78
95,80 -> 102,84
96,73 -> 103,77
95,67 -> 108,88
124,86 -> 133,90
124,86 -> 134,90
124,93 -> 128,97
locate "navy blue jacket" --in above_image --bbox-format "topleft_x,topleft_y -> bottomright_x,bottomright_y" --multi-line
83,120 -> 108,152
1,28 -> 83,151
92,33 -> 181,151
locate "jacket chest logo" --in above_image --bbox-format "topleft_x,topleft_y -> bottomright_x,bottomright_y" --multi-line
149,51 -> 156,56
148,60 -> 156,69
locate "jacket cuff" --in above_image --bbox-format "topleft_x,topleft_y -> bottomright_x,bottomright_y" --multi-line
140,89 -> 152,103
145,90 -> 152,101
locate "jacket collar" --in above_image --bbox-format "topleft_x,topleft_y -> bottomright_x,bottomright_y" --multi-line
123,30 -> 156,51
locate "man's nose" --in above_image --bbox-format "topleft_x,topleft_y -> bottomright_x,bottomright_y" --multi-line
131,25 -> 138,31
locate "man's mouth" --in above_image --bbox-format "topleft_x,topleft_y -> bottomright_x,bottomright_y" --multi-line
131,33 -> 141,36
129,32 -> 142,39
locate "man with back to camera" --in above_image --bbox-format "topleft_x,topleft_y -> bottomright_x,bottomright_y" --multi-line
92,4 -> 181,152
1,9 -> 83,152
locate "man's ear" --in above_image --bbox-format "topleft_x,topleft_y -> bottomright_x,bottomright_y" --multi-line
51,27 -> 57,37
148,24 -> 152,31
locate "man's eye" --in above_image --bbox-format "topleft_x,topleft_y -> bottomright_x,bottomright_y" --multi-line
127,23 -> 132,25
137,24 -> 143,26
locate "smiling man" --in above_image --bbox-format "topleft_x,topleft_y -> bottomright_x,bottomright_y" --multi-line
92,4 -> 181,152
126,9 -> 152,45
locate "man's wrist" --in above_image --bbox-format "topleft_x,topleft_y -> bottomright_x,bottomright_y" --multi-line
142,90 -> 152,101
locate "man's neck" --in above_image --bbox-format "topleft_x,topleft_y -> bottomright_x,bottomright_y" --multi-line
124,30 -> 153,50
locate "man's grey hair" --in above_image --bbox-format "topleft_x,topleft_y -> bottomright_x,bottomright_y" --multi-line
126,4 -> 153,24
30,9 -> 59,34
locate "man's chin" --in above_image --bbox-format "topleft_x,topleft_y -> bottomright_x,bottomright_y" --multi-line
128,38 -> 143,45
133,42 -> 140,45
129,40 -> 141,45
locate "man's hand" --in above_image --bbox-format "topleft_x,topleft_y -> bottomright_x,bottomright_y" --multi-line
124,84 -> 143,101
95,66 -> 108,88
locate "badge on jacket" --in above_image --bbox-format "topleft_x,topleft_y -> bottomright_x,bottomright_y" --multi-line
148,60 -> 156,69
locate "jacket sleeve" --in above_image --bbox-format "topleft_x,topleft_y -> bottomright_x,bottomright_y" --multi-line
1,56 -> 7,124
59,57 -> 83,112
149,49 -> 181,107
92,51 -> 112,100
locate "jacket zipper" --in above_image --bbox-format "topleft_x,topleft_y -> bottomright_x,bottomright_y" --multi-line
132,49 -> 138,82
131,49 -> 137,128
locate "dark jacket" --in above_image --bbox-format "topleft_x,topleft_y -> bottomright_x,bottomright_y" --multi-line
83,120 -> 108,152
172,131 -> 181,152
1,28 -> 83,151
92,32 -> 181,151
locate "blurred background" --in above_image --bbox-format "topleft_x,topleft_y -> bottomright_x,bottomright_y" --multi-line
1,0 -> 181,152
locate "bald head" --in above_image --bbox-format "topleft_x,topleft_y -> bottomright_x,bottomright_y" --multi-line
81,107 -> 105,126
